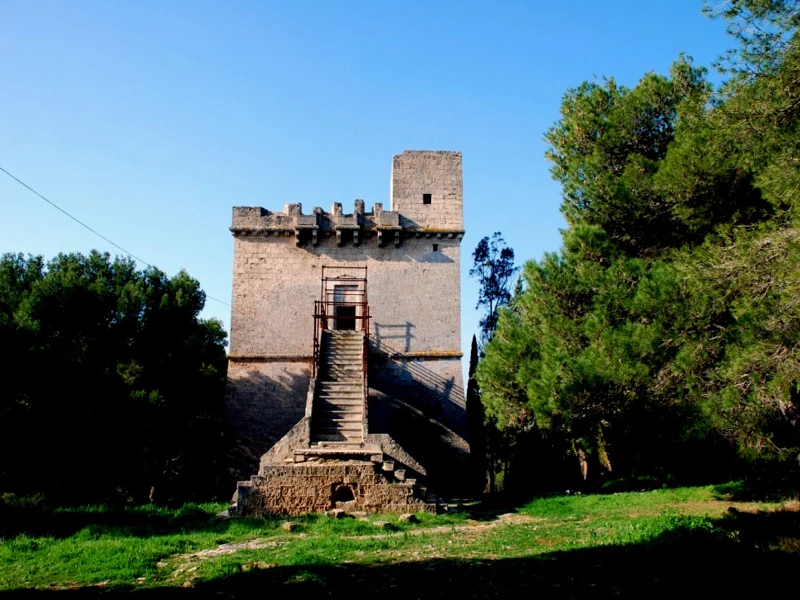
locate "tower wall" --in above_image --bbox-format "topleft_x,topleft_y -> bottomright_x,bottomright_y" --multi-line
226,151 -> 467,490
391,150 -> 462,229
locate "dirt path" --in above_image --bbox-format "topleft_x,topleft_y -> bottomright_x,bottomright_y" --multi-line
163,512 -> 540,567
158,499 -> 798,584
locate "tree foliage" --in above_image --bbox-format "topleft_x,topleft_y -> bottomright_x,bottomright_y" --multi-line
477,2 -> 800,490
470,232 -> 519,345
0,251 -> 228,504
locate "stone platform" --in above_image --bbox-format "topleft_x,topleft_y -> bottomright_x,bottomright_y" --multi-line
230,457 -> 436,516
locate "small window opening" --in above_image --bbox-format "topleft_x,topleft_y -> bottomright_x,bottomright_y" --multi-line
422,193 -> 432,204
432,244 -> 439,252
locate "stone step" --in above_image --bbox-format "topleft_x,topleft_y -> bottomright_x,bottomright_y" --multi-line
317,391 -> 363,400
315,426 -> 363,437
314,420 -> 363,433
311,414 -> 364,430
316,401 -> 363,409
314,412 -> 362,422
315,402 -> 363,411
316,402 -> 362,409
317,407 -> 362,415
312,432 -> 363,442
322,361 -> 361,367
317,386 -> 362,392
316,403 -> 362,411
315,330 -> 366,447
297,445 -> 379,457
315,415 -> 362,424
324,365 -> 361,370
317,414 -> 363,423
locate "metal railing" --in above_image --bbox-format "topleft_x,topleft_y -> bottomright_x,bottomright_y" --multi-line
312,267 -> 371,385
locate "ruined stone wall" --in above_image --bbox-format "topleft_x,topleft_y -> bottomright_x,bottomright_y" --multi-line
391,150 -> 462,229
233,463 -> 436,516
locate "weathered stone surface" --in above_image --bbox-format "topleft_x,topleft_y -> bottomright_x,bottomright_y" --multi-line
399,513 -> 419,524
226,361 -> 311,480
232,462 -> 437,517
391,151 -> 463,230
226,151 -> 468,514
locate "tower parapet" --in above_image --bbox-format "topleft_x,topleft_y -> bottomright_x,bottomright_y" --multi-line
231,197 -> 464,248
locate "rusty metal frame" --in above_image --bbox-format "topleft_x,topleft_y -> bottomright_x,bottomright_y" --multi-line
312,267 -> 370,390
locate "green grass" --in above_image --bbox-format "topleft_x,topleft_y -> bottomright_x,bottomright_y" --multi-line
1,485 -> 797,595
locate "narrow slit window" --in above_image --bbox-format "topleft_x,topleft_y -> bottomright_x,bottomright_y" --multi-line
422,193 -> 432,204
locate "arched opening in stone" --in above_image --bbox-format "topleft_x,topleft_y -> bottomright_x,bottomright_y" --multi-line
332,483 -> 356,506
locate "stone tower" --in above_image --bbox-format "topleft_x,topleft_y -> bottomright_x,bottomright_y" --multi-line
226,151 -> 468,515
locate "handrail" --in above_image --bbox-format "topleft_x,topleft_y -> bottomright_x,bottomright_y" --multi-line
361,303 -> 370,440
312,300 -> 326,379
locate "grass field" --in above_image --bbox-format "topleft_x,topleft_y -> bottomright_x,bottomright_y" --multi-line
1,483 -> 798,597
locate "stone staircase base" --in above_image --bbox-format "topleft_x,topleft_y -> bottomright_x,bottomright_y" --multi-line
231,460 -> 436,517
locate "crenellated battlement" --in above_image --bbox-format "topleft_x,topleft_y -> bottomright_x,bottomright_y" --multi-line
231,198 -> 463,248
231,150 -> 463,248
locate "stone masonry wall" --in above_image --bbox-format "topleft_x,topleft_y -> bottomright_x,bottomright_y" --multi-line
226,150 -> 467,489
391,150 -> 462,230
233,463 -> 436,516
226,234 -> 465,480
230,235 -> 461,357
225,360 -> 311,479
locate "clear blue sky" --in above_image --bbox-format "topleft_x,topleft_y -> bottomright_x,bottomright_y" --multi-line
1,0 -> 733,366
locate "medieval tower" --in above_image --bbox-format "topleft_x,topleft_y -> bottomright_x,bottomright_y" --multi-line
226,150 -> 468,515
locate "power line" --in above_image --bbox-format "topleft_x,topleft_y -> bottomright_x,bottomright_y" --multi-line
0,165 -> 231,308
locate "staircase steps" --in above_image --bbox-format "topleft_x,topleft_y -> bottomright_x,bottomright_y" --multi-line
311,330 -> 366,445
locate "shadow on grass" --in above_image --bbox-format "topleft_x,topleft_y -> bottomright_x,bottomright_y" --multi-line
3,507 -> 799,598
713,470 -> 800,502
0,503 -> 272,540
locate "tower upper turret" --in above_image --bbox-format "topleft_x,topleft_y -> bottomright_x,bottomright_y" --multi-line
390,150 -> 462,230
